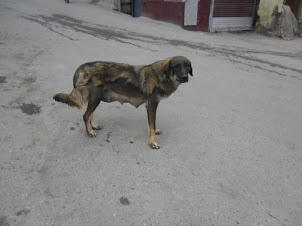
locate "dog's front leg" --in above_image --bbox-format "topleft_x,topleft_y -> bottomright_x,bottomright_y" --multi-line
146,97 -> 160,149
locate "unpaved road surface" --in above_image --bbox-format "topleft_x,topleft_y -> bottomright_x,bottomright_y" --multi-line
1,0 -> 302,225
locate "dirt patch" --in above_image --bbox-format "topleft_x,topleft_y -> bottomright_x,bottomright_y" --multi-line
0,76 -> 7,83
20,103 -> 40,115
0,216 -> 9,226
119,197 -> 130,205
16,209 -> 30,216
106,132 -> 112,143
23,76 -> 37,84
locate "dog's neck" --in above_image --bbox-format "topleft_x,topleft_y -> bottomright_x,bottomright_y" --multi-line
157,73 -> 180,97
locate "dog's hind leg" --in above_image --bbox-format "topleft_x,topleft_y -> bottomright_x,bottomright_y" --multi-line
83,88 -> 102,137
84,102 -> 100,137
91,114 -> 102,130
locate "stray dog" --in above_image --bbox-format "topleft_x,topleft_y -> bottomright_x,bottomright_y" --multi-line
53,56 -> 193,149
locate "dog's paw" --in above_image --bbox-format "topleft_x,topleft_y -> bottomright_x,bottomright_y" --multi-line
150,141 -> 160,149
155,129 -> 162,135
92,123 -> 102,130
88,130 -> 97,137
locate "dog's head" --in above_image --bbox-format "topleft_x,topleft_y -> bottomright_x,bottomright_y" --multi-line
163,56 -> 193,83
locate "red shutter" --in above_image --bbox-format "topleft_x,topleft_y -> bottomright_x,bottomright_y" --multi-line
213,0 -> 255,17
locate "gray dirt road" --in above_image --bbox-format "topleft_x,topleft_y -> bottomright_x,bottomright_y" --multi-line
1,0 -> 302,225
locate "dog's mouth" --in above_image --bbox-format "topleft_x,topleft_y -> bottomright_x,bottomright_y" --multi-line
177,77 -> 189,83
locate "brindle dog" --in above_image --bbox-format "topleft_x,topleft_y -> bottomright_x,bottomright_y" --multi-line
53,56 -> 193,149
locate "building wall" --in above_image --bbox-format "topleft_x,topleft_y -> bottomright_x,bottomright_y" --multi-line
94,0 -> 119,10
141,0 -> 211,31
197,0 -> 211,30
141,1 -> 185,26
297,1 -> 302,24
285,0 -> 301,17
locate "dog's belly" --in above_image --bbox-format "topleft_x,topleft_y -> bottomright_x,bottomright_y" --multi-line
102,90 -> 145,108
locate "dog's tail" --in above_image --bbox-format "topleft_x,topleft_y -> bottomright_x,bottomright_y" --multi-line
53,88 -> 84,109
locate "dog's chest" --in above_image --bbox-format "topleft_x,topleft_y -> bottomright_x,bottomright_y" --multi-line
158,78 -> 179,97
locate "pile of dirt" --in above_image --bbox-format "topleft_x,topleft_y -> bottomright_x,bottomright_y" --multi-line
256,4 -> 300,40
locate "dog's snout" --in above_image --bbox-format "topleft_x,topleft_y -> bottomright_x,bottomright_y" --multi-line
178,75 -> 188,83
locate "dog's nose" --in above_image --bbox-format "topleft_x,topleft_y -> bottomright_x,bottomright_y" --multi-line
182,76 -> 188,82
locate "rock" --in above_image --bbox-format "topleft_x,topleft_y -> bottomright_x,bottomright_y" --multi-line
256,3 -> 299,40
280,5 -> 299,40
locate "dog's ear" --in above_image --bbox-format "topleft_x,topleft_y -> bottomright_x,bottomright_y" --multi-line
189,63 -> 193,76
162,59 -> 171,78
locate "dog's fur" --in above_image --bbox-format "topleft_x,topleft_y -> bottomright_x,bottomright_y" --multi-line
53,56 -> 192,149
